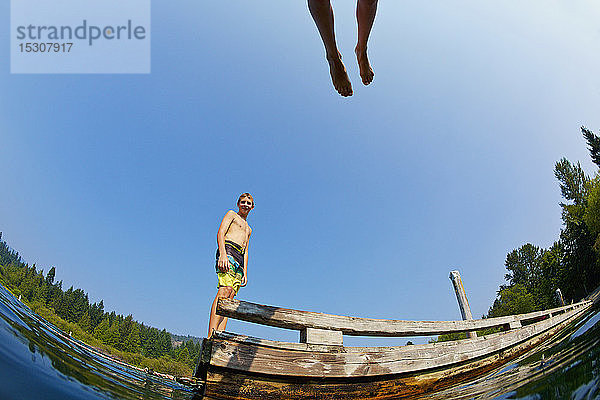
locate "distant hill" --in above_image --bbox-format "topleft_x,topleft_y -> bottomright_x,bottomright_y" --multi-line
171,333 -> 203,347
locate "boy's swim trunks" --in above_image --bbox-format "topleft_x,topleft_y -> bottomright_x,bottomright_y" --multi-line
215,240 -> 245,293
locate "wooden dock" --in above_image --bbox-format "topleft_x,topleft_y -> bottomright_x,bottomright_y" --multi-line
194,298 -> 592,399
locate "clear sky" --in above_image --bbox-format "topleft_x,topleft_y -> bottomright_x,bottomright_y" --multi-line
1,1 -> 600,345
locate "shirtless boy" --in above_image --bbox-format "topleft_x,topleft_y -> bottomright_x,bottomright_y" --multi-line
308,0 -> 379,97
207,193 -> 254,337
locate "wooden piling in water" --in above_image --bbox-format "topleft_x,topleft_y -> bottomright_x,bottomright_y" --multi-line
449,270 -> 477,338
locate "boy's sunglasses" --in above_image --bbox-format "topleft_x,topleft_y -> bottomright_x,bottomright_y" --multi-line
240,200 -> 253,206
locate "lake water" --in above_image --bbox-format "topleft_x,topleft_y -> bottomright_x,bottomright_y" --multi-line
1,283 -> 598,399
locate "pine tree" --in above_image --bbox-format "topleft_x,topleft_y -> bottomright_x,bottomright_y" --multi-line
107,320 -> 121,348
94,318 -> 110,342
159,329 -> 172,356
46,267 -> 56,285
143,328 -> 160,358
176,347 -> 190,364
582,126 -> 600,168
124,324 -> 141,353
78,310 -> 92,333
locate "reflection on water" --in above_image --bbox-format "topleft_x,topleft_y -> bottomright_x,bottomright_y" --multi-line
0,282 -> 598,399
0,284 -> 193,400
422,304 -> 600,400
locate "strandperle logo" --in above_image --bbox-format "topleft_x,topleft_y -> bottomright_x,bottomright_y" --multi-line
11,0 -> 150,74
15,20 -> 148,46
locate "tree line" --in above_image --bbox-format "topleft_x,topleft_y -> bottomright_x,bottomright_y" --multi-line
487,127 -> 600,317
434,127 -> 599,343
0,237 -> 202,373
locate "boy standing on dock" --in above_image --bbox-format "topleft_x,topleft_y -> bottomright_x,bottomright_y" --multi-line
207,193 -> 254,338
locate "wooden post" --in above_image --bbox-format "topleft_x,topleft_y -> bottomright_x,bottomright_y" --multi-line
508,319 -> 522,329
555,289 -> 565,306
300,328 -> 343,345
449,270 -> 477,338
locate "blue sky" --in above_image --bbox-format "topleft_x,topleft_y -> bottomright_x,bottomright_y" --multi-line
1,1 -> 600,345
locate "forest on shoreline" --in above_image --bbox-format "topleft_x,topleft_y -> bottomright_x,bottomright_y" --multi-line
436,127 -> 600,342
0,238 -> 200,376
486,127 -> 600,318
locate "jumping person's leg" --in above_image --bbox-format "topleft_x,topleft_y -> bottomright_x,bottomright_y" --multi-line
355,0 -> 378,85
308,0 -> 353,97
208,286 -> 231,337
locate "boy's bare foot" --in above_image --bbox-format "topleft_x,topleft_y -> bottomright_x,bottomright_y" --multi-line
327,52 -> 353,97
355,46 -> 374,85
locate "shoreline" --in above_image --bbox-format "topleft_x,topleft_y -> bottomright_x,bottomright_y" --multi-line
1,280 -> 185,381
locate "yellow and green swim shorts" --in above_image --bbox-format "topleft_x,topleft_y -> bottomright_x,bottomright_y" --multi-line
216,241 -> 245,294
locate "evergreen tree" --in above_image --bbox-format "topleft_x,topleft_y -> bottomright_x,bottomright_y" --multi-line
143,328 -> 161,358
78,310 -> 92,333
159,329 -> 173,356
94,318 -> 110,342
106,320 -> 121,348
555,155 -> 597,299
124,324 -> 141,353
88,300 -> 105,330
46,267 -> 56,285
121,315 -> 134,345
582,126 -> 600,168
584,176 -> 600,251
176,347 -> 190,364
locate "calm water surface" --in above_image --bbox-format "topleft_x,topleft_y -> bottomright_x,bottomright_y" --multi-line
1,283 -> 598,399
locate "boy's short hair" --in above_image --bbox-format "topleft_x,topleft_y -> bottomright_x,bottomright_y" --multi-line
238,193 -> 254,206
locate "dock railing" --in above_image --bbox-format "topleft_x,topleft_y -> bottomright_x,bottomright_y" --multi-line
216,298 -> 592,345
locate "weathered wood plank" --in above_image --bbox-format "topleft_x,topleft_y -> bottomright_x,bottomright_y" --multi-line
207,305 -> 587,378
216,298 -> 591,337
202,312 -> 582,400
211,330 -> 528,353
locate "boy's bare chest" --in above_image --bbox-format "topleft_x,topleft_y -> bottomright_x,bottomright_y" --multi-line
227,215 -> 249,236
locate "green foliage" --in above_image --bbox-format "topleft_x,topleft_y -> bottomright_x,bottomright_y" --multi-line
176,346 -> 190,364
46,266 -> 56,285
486,127 -> 600,322
582,126 -> 600,168
555,140 -> 599,300
94,318 -> 110,341
78,310 -> 92,333
106,321 -> 121,348
536,242 -> 564,307
488,284 -> 537,318
124,324 -> 141,353
0,234 -> 194,376
554,158 -> 589,207
504,243 -> 543,292
584,176 -> 600,251
431,332 -> 467,343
